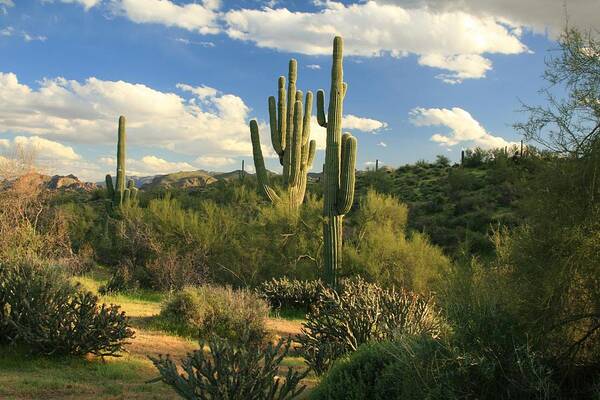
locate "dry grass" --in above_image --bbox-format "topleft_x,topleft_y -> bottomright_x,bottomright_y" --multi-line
0,274 -> 314,400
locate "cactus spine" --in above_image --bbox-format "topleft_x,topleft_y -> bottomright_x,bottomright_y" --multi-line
106,116 -> 134,206
317,36 -> 357,288
249,59 -> 317,209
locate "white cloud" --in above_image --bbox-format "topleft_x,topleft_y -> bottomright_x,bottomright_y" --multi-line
194,155 -> 236,169
410,107 -> 515,149
10,136 -> 81,160
0,27 -> 46,42
306,64 -> 321,70
23,33 -> 47,42
308,114 -> 387,150
57,0 -> 101,10
111,0 -> 221,34
0,71 -> 253,158
100,154 -> 197,176
0,0 -> 13,14
177,83 -> 218,99
174,37 -> 215,47
130,155 -> 195,175
0,27 -> 13,36
379,0 -> 600,38
224,0 -> 528,82
343,114 -> 387,132
377,141 -> 387,147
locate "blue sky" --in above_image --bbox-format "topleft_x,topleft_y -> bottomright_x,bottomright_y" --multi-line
0,0 -> 597,180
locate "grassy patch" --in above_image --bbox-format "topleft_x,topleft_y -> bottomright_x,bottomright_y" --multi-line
0,347 -> 177,400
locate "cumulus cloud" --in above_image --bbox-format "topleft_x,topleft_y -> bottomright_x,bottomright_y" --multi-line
379,0 -> 599,38
410,107 -> 515,149
110,0 -> 221,34
377,141 -> 387,147
8,136 -> 81,161
99,154 -> 196,176
0,71 -> 253,158
306,64 -> 321,70
343,114 -> 387,132
0,0 -> 13,14
194,155 -> 236,169
224,0 -> 528,82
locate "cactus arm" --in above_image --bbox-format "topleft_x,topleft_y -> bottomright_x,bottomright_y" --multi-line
124,188 -> 131,204
268,96 -> 284,161
250,119 -> 280,204
302,91 -> 313,145
115,116 -> 126,204
307,140 -> 316,169
105,174 -> 115,199
283,60 -> 298,184
316,90 -> 327,127
277,76 -> 287,159
289,100 -> 304,187
337,133 -> 357,214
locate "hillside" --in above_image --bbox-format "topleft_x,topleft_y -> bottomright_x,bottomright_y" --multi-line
355,157 -> 530,257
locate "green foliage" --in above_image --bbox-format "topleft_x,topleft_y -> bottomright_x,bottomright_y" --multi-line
159,285 -> 270,344
0,262 -> 134,356
297,277 -> 441,374
312,336 -> 556,400
358,151 -> 531,258
257,277 -> 323,312
344,190 -> 451,292
150,334 -> 308,400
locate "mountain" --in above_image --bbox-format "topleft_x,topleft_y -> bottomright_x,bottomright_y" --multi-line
2,173 -> 97,192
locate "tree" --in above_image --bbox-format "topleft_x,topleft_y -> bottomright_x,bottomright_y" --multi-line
515,27 -> 600,156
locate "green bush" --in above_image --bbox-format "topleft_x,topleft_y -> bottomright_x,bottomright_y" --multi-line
312,336 -> 557,400
150,333 -> 308,400
257,277 -> 323,312
159,285 -> 270,344
344,191 -> 451,292
0,262 -> 134,356
297,277 -> 441,374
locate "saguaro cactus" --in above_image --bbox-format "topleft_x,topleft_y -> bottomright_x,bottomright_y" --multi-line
106,116 -> 130,206
317,36 -> 357,288
249,59 -> 317,209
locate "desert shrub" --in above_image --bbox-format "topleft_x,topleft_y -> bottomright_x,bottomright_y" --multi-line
312,336 -> 556,400
257,277 -> 323,311
98,263 -> 139,294
159,285 -> 269,344
150,333 -> 308,400
344,191 -> 451,292
297,277 -> 441,374
0,262 -> 134,356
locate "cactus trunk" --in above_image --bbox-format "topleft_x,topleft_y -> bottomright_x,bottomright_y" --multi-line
318,37 -> 357,288
249,59 -> 316,210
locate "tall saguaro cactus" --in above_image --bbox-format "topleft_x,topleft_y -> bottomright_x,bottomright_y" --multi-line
249,59 -> 317,209
317,36 -> 357,288
106,116 -> 131,206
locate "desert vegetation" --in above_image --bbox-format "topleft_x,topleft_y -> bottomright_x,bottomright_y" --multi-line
1,28 -> 599,400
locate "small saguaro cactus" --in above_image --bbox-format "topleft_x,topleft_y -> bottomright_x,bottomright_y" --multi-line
317,36 -> 357,288
106,116 -> 130,206
249,59 -> 317,209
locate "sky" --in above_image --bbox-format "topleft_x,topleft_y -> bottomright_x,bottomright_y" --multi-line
0,0 -> 598,181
